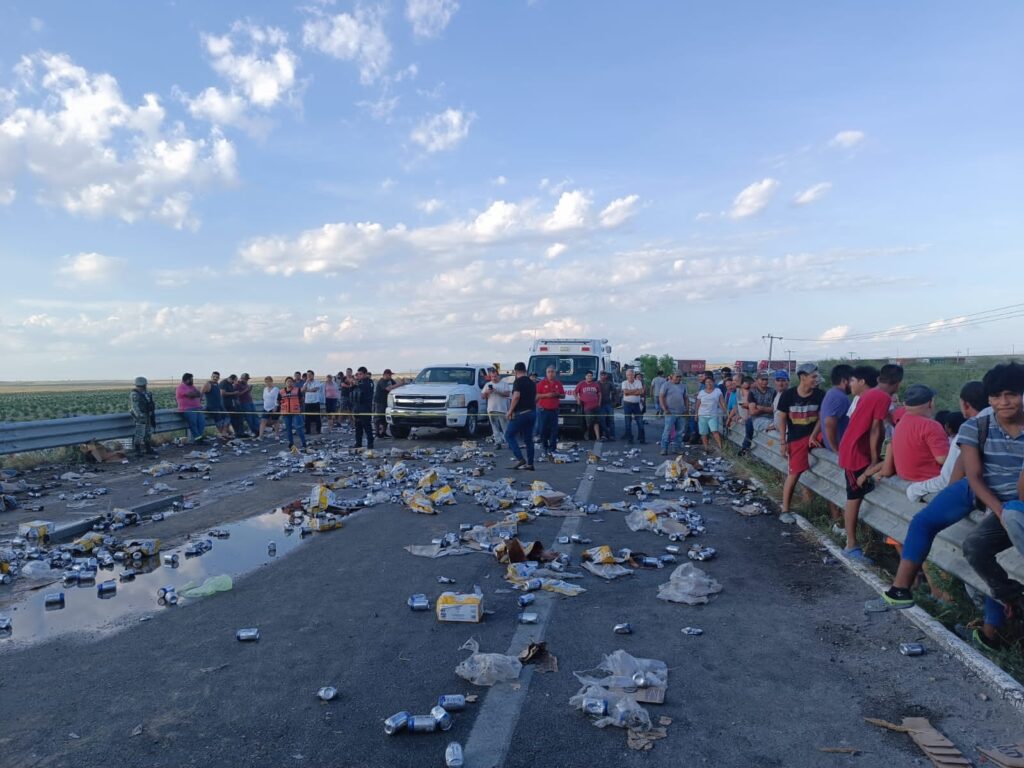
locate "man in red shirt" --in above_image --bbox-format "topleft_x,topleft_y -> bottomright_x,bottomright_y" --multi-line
575,370 -> 603,441
837,363 -> 903,562
880,384 -> 949,483
535,365 -> 565,454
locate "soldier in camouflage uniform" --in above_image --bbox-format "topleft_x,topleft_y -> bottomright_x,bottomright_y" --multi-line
130,376 -> 159,458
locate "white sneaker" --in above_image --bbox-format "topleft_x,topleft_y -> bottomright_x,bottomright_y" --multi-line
778,512 -> 796,525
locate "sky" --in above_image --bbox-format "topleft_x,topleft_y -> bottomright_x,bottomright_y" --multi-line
2,1 -> 1023,380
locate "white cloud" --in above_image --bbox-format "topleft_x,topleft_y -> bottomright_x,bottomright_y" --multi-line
728,178 -> 779,219
694,211 -> 713,222
417,198 -> 443,213
0,187 -> 14,205
830,130 -> 865,149
202,23 -> 298,109
303,315 -> 331,343
406,0 -> 460,38
0,52 -> 236,227
57,252 -> 120,282
410,108 -> 473,152
545,190 -> 591,231
532,297 -> 555,316
493,175 -> 507,186
818,324 -> 849,342
793,182 -> 832,206
545,242 -> 567,260
303,6 -> 391,85
599,194 -> 639,227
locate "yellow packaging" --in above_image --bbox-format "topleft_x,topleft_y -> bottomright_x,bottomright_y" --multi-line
18,520 -> 54,539
310,515 -> 342,532
71,532 -> 105,553
436,591 -> 483,623
530,480 -> 551,492
418,469 -> 439,489
582,545 -> 615,564
429,485 -> 456,505
404,490 -> 436,515
124,538 -> 161,556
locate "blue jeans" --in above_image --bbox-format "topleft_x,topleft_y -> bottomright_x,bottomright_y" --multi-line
506,411 -> 536,465
964,500 -> 1024,604
901,478 -> 974,564
743,418 -> 755,450
598,404 -> 614,438
242,402 -> 259,435
537,409 -> 559,452
181,409 -> 205,441
623,402 -> 645,442
283,414 -> 307,448
661,414 -> 686,451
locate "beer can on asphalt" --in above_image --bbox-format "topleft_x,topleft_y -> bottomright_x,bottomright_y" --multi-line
162,553 -> 179,567
523,578 -> 543,591
0,616 -> 11,632
613,623 -> 633,634
44,592 -> 65,609
437,694 -> 466,712
407,594 -> 430,611
557,535 -> 570,545
582,697 -> 608,716
899,643 -> 925,656
157,585 -> 175,598
119,569 -> 136,582
665,545 -> 680,554
518,612 -> 539,624
236,627 -> 260,642
77,569 -> 96,585
445,742 -> 465,768
165,593 -> 179,606
517,593 -> 535,608
430,705 -> 454,731
407,715 -> 438,733
383,711 -> 410,735
316,686 -> 338,701
96,580 -> 117,597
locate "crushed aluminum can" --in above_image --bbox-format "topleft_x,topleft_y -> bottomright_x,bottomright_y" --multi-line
316,686 -> 338,701
523,578 -> 543,591
236,627 -> 260,642
407,715 -> 438,733
582,697 -> 608,716
437,694 -> 466,712
639,556 -> 663,569
899,643 -> 925,656
162,553 -> 180,567
77,569 -> 96,585
408,594 -> 430,611
437,576 -> 456,584
430,705 -> 454,731
518,612 -> 539,624
613,623 -> 633,634
631,671 -> 651,688
681,626 -> 704,636
44,592 -> 66,609
517,593 -> 536,608
547,560 -> 565,573
445,741 -> 465,768
665,545 -> 680,555
267,541 -> 277,555
688,545 -> 716,562
459,523 -> 473,532
557,535 -> 570,545
0,615 -> 11,633
119,569 -> 136,582
96,580 -> 117,597
383,711 -> 410,735
569,534 -> 588,544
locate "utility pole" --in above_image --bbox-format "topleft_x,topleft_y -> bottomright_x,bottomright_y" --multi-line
762,334 -> 782,367
785,349 -> 793,370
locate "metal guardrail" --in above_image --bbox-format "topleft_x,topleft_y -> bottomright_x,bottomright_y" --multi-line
0,409 -> 187,456
727,423 -> 1024,598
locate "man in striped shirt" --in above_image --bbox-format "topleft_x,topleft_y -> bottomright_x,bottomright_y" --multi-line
960,362 -> 1024,649
774,362 -> 825,524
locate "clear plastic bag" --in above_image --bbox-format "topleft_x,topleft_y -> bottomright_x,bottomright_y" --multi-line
657,563 -> 722,605
181,574 -> 233,598
573,650 -> 668,692
455,639 -> 523,686
568,684 -> 652,731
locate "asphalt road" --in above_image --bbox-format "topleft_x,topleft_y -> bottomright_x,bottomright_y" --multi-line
1,420 -> 1022,768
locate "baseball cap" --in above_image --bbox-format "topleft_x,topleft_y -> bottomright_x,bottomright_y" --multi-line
757,371 -> 769,380
383,368 -> 393,375
773,370 -> 790,381
796,363 -> 819,376
904,384 -> 936,406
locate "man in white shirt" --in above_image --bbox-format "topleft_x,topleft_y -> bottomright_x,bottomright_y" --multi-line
621,368 -> 646,444
303,370 -> 324,436
650,370 -> 666,416
481,368 -> 513,447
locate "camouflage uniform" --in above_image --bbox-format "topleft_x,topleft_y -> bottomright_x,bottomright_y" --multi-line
130,377 -> 157,456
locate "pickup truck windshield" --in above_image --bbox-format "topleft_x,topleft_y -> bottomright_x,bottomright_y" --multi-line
414,367 -> 475,385
527,355 -> 598,385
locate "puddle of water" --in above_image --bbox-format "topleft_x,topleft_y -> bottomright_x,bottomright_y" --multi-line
0,509 -> 315,649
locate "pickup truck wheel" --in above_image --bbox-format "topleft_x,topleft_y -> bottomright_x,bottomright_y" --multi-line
390,424 -> 411,439
462,405 -> 479,438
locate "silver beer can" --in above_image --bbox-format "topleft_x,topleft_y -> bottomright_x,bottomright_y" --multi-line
407,715 -> 438,733
236,627 -> 260,642
430,705 -> 454,731
437,695 -> 466,712
383,711 -> 410,735
445,742 -> 465,768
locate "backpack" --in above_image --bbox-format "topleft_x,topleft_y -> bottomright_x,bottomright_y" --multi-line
971,414 -> 990,511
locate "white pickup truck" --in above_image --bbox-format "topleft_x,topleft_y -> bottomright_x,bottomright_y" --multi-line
385,363 -> 492,439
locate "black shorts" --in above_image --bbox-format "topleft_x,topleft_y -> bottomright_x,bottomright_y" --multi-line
844,467 -> 874,501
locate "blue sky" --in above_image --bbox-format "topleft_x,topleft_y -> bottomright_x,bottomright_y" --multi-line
1,1 -> 1022,379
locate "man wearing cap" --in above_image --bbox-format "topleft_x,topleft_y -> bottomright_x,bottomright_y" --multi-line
621,367 -> 646,444
352,367 -> 375,449
742,372 -> 776,453
129,377 -> 158,458
374,369 -> 398,438
868,384 -> 948,484
774,363 -> 825,523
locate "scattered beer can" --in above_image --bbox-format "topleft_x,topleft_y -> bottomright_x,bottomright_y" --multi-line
236,627 -> 260,642
547,560 -> 565,573
632,671 -> 650,688
688,545 -> 716,562
44,592 -> 65,609
77,569 -> 96,585
407,715 -> 438,733
162,553 -> 180,567
0,615 -> 11,633
316,686 -> 338,701
408,594 -> 430,611
582,697 -> 608,716
517,593 -> 535,608
557,535 -> 570,545
96,580 -> 117,597
639,556 -> 662,569
899,642 -> 925,656
523,578 -> 543,591
430,705 -> 454,731
165,593 -> 179,606
613,623 -> 633,634
459,523 -> 473,532
445,741 -> 465,768
681,626 -> 703,636
437,694 -> 466,712
119,569 -> 136,582
665,545 -> 680,554
383,711 -> 410,735
267,541 -> 277,555
437,576 -> 456,584
518,611 -> 539,624
157,585 -> 175,598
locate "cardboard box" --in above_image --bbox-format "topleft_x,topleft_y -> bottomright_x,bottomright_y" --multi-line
436,592 -> 483,623
18,520 -> 54,539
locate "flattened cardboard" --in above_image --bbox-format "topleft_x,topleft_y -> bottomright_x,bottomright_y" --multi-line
979,743 -> 1024,768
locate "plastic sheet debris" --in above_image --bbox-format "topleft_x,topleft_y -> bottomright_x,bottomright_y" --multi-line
583,562 -> 634,580
656,563 -> 722,605
180,574 -> 233,598
455,638 -> 523,686
681,627 -> 703,636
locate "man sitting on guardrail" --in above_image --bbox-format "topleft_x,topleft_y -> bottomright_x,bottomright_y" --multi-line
959,363 -> 1024,650
775,363 -> 825,525
741,372 -> 776,454
837,364 -> 904,564
864,381 -> 986,614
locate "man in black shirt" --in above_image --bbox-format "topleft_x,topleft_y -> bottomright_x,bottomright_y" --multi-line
598,371 -> 615,441
374,369 -> 397,438
352,366 -> 375,449
505,362 -> 537,470
774,362 -> 825,524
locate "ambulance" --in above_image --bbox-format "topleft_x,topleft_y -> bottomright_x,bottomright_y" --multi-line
526,338 -> 619,433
